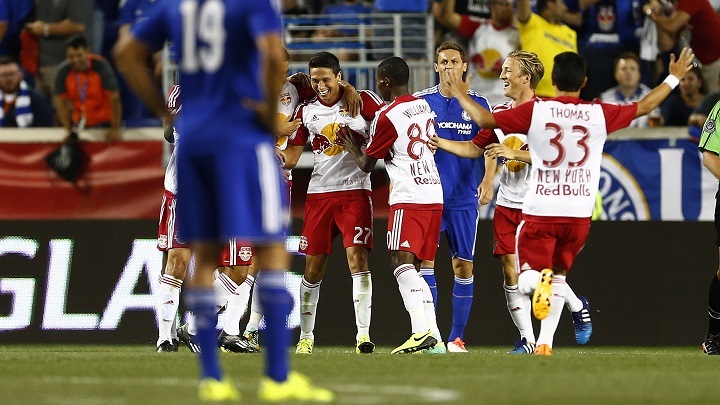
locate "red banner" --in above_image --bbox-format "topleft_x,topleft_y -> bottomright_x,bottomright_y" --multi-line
0,141 -> 164,219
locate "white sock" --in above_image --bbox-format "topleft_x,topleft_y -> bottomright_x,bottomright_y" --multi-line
186,312 -> 197,335
352,271 -> 372,340
518,270 -> 541,295
564,282 -> 583,312
213,270 -> 238,310
394,264 -> 428,333
417,273 -> 442,341
299,277 -> 321,340
222,274 -> 254,335
157,274 -> 182,345
504,284 -> 535,343
536,275 -> 567,348
245,281 -> 262,331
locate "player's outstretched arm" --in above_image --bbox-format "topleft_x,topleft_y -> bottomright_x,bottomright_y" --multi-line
429,135 -> 484,158
283,145 -> 304,170
336,125 -> 377,172
441,69 -> 498,129
636,47 -> 695,117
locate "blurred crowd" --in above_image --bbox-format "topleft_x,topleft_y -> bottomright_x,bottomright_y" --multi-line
1,0 -> 719,140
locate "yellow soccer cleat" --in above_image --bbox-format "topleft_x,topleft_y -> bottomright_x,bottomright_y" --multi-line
295,338 -> 314,354
532,269 -> 554,320
356,335 -> 375,354
198,378 -> 240,402
534,344 -> 553,356
391,331 -> 437,354
258,371 -> 335,402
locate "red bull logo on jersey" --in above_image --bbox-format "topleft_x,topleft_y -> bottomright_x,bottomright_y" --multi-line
339,108 -> 350,118
280,92 -> 292,106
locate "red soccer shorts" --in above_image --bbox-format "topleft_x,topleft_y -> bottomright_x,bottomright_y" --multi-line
387,204 -> 443,262
157,190 -> 189,251
220,239 -> 253,266
299,191 -> 373,256
515,215 -> 591,273
493,205 -> 523,257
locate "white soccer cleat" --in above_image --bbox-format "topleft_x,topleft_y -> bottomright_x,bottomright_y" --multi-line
446,337 -> 468,353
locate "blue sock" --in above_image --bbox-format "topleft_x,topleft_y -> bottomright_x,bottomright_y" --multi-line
449,276 -> 474,342
258,270 -> 293,382
420,268 -> 437,311
184,288 -> 222,381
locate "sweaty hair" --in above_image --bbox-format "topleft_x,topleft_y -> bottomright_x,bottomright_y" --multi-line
506,50 -> 544,90
377,56 -> 410,86
66,35 -> 88,50
309,51 -> 341,75
552,52 -> 586,92
613,52 -> 641,72
435,42 -> 466,64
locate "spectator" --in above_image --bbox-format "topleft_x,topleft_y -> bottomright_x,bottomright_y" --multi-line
435,0 -> 519,107
372,0 -> 432,60
660,65 -> 706,126
644,0 -> 720,94
54,35 -> 121,142
516,0 -> 577,98
26,0 -> 94,102
689,73 -> 720,129
0,56 -> 53,127
0,0 -> 33,59
599,52 -> 659,128
567,0 -> 644,101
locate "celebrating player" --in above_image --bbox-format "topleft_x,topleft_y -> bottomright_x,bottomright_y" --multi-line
114,0 -> 333,401
431,50 -> 592,354
338,56 -> 443,354
284,51 -> 384,355
413,42 -> 490,353
439,48 -> 696,355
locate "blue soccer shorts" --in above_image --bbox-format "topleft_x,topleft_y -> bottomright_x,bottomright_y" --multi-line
440,208 -> 479,261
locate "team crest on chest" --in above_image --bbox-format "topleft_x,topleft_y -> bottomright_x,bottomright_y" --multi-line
238,246 -> 252,262
280,92 -> 292,106
461,110 -> 471,121
339,108 -> 350,118
299,236 -> 308,251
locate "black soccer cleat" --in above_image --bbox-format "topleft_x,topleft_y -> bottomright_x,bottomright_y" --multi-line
218,330 -> 259,353
177,323 -> 202,353
156,340 -> 177,353
702,334 -> 720,355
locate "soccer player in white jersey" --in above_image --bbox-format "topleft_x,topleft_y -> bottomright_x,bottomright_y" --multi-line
440,48 -> 696,355
338,56 -> 443,354
432,50 -> 592,354
284,52 -> 385,354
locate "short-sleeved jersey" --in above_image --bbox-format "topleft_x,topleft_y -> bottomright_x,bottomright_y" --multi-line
472,98 -> 539,209
699,100 -> 720,164
493,96 -> 636,218
457,16 -> 519,107
164,84 -> 181,194
131,0 -> 283,145
277,80 -> 300,151
414,86 -> 490,210
599,84 -> 657,128
118,0 -> 158,26
365,94 -> 443,207
518,13 -> 577,98
288,90 -> 385,195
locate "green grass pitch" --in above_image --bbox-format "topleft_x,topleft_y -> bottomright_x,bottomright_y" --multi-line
0,345 -> 716,404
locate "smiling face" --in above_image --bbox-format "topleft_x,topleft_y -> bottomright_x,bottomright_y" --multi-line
66,46 -> 89,71
499,57 -> 531,100
310,67 -> 342,103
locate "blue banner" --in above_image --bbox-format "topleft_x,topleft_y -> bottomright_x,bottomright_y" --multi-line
479,138 -> 717,221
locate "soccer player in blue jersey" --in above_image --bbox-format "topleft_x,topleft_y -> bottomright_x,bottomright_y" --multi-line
113,0 -> 333,401
413,42 -> 490,353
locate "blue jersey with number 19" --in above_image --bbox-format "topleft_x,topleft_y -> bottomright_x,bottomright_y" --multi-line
131,0 -> 282,144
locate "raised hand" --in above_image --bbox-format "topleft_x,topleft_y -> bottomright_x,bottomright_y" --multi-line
441,69 -> 471,98
668,47 -> 696,80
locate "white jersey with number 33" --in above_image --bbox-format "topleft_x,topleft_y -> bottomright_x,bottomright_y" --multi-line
493,96 -> 637,218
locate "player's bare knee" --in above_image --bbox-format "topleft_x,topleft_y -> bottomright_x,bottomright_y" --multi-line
452,259 -> 473,278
